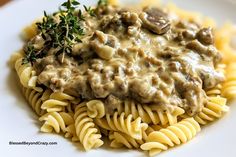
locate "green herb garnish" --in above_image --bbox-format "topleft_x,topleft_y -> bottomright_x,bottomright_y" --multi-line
23,0 -> 84,64
23,0 -> 109,64
22,45 -> 37,64
83,5 -> 96,17
98,0 -> 108,6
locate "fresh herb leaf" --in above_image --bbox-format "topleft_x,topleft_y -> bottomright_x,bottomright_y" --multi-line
71,1 -> 80,6
83,5 -> 96,17
98,0 -> 108,6
22,45 -> 37,64
78,9 -> 85,21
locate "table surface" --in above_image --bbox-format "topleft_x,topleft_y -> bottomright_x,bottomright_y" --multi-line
0,0 -> 10,7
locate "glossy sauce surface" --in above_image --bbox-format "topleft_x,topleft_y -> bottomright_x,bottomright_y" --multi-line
31,5 -> 224,115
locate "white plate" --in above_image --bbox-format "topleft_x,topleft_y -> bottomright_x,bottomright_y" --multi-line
0,0 -> 236,157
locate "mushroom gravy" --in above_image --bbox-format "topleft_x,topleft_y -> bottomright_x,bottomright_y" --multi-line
31,5 -> 224,115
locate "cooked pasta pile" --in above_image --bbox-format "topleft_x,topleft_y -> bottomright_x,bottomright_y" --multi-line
9,0 -> 236,156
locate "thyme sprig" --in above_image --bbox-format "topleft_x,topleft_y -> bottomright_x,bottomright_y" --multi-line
22,45 -> 37,64
23,0 -> 84,64
23,0 -> 109,64
98,0 -> 108,6
83,5 -> 96,17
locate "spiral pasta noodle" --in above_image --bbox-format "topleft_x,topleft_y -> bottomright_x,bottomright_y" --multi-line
74,102 -> 104,151
22,87 -> 45,116
65,124 -> 79,142
215,23 -> 236,64
109,131 -> 145,149
95,112 -> 148,140
140,118 -> 201,156
122,100 -> 157,124
194,96 -> 229,125
41,91 -> 75,112
116,100 -> 185,126
222,63 -> 236,100
86,100 -> 105,118
206,84 -> 222,97
21,22 -> 38,41
9,50 -> 24,69
15,57 -> 42,92
149,105 -> 185,126
181,96 -> 229,125
65,103 -> 77,114
108,121 -> 151,149
39,112 -> 74,133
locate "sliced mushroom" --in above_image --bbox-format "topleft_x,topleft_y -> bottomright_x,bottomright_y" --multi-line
140,7 -> 170,35
196,28 -> 214,45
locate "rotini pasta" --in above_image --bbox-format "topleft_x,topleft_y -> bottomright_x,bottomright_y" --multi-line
65,124 -> 79,142
109,122 -> 150,149
140,118 -> 201,156
147,125 -> 163,132
21,87 -> 45,116
206,84 -> 222,97
9,50 -> 24,69
39,111 -> 74,133
215,23 -> 236,64
86,100 -> 105,118
194,97 -> 229,125
65,103 -> 77,114
41,91 -> 75,112
121,100 -> 157,124
21,21 -> 38,41
181,96 -> 229,125
222,63 -> 236,100
15,57 -> 42,92
95,112 -> 148,140
109,131 -> 145,149
116,100 -> 185,126
149,105 -> 185,126
74,102 -> 104,151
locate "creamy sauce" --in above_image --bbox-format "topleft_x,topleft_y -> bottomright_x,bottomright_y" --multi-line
31,5 -> 224,116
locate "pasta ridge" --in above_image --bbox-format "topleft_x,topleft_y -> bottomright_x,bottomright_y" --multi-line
115,100 -> 185,126
15,57 -> 42,92
86,100 -> 105,118
109,131 -> 145,149
74,102 -> 104,151
41,91 -> 75,112
95,111 -> 148,140
222,63 -> 236,100
22,87 -> 45,116
39,111 -> 74,133
109,123 -> 166,149
65,124 -> 79,141
140,118 -> 201,156
181,96 -> 229,125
